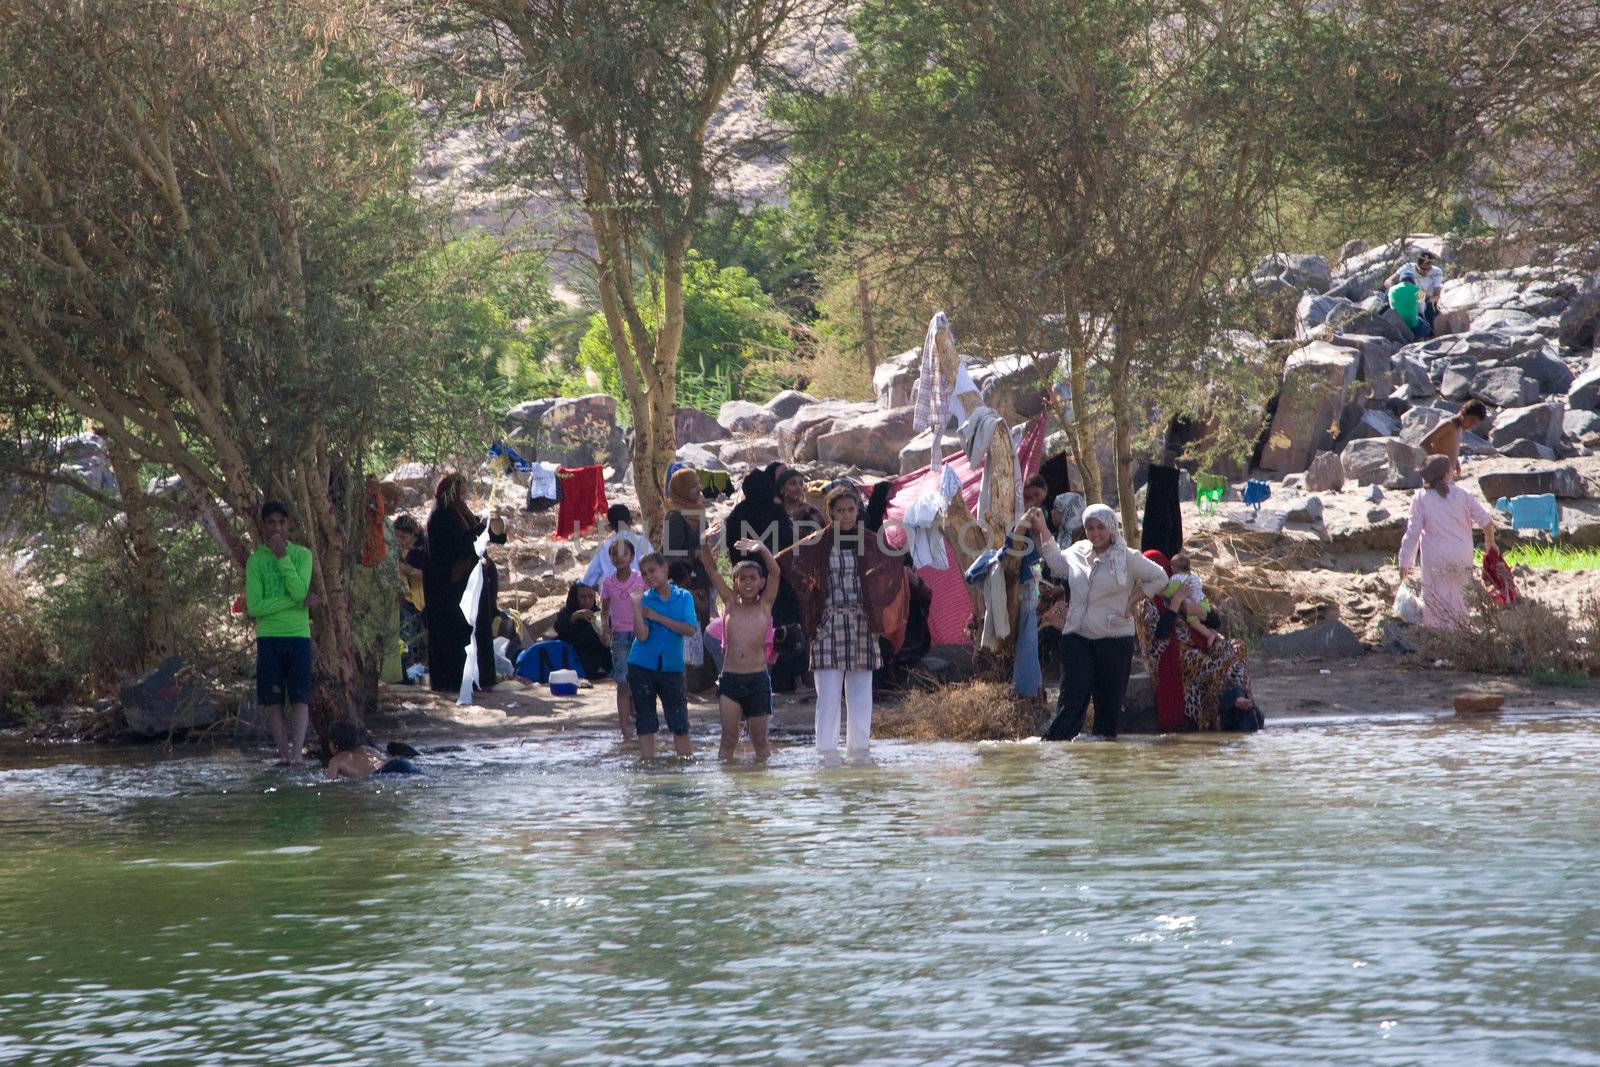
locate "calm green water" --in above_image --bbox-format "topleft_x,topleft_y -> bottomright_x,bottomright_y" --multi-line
3,717 -> 1600,1066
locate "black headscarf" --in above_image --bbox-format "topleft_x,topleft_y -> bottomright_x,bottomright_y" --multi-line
725,468 -> 793,561
555,582 -> 594,628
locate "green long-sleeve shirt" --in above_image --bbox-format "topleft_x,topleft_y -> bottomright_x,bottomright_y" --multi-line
245,543 -> 314,638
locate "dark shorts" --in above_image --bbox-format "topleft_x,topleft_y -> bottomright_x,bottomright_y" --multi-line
256,636 -> 312,707
718,670 -> 773,719
629,665 -> 689,736
378,757 -> 422,775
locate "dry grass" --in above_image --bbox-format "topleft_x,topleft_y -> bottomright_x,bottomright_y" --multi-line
875,680 -> 1051,741
1413,586 -> 1600,679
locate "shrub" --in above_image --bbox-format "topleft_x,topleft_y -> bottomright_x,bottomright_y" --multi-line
875,680 -> 1050,741
1413,586 -> 1600,678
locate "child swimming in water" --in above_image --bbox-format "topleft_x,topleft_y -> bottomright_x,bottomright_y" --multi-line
325,720 -> 421,779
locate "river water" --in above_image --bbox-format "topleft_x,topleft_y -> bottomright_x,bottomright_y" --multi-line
3,716 -> 1600,1066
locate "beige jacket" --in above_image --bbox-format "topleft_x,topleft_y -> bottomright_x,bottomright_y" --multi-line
1038,539 -> 1169,639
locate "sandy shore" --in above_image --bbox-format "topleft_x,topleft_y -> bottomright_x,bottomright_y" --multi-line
367,653 -> 1598,746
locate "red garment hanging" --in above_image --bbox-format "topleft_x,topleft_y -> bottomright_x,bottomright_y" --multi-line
1017,412 -> 1048,482
360,480 -> 388,566
554,465 -> 608,540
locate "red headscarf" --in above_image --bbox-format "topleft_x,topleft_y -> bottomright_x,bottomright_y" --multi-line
1143,549 -> 1173,577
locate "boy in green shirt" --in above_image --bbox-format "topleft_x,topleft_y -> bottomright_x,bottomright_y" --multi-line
245,501 -> 318,765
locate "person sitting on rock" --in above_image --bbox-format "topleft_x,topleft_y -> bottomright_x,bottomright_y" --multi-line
1384,250 -> 1444,328
1421,399 -> 1487,474
1387,268 -> 1433,338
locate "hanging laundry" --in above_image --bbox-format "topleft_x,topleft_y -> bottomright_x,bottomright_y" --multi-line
963,548 -> 1010,649
487,441 -> 534,473
1051,492 -> 1086,547
1494,494 -> 1560,538
554,465 -> 608,539
912,312 -> 954,433
1016,414 -> 1048,482
1140,465 -> 1184,559
901,463 -> 963,569
1012,578 -> 1042,698
698,468 -> 734,500
526,461 -> 560,512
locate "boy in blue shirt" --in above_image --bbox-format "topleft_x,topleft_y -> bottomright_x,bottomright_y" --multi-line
627,552 -> 699,758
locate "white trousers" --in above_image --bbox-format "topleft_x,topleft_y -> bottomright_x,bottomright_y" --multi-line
814,668 -> 874,754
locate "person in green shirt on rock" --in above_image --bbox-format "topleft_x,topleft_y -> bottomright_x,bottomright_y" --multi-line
1387,268 -> 1433,338
246,500 -> 319,765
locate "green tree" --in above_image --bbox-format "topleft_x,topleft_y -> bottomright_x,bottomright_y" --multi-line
0,1 -> 538,723
405,0 -> 840,538
577,253 -> 795,415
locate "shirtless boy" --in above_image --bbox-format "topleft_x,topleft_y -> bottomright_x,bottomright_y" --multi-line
700,527 -> 780,761
325,720 -> 421,779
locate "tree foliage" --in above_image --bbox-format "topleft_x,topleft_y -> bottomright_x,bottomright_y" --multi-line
577,252 -> 795,416
0,1 -> 538,718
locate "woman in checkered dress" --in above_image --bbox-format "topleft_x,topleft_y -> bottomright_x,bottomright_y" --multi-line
783,485 -> 908,757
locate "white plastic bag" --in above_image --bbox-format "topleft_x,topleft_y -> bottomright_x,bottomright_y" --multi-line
1393,581 -> 1423,625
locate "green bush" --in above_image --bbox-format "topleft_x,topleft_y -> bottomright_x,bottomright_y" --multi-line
577,252 -> 796,420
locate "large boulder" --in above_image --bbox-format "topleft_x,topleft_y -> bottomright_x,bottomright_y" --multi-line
765,389 -> 818,421
505,394 -> 628,471
1488,402 -> 1563,450
874,349 -> 922,409
1477,466 -> 1590,501
1341,408 -> 1401,442
1331,304 -> 1414,345
1564,408 -> 1600,440
40,432 -> 117,514
1568,362 -> 1600,411
1259,342 -> 1362,473
121,657 -> 220,738
1510,345 -> 1575,395
1253,252 -> 1333,293
717,399 -> 780,436
1340,436 -> 1426,489
1333,333 -> 1401,382
1469,366 -> 1540,408
775,400 -> 871,463
1305,450 -> 1345,493
1245,275 -> 1303,338
673,442 -> 726,471
1438,277 -> 1527,314
970,352 -> 1059,423
1439,364 -> 1475,402
1399,404 -> 1453,446
816,407 -> 919,472
1500,439 -> 1557,460
1406,327 -> 1546,366
1296,293 -> 1357,338
1258,620 -> 1365,660
717,436 -> 781,468
382,461 -> 435,493
1558,273 -> 1600,348
1471,307 -> 1538,332
674,406 -> 730,445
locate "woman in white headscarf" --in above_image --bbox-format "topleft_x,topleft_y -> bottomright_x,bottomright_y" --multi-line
1027,503 -> 1169,740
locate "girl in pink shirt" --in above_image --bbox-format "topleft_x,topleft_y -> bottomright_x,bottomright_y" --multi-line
600,539 -> 647,741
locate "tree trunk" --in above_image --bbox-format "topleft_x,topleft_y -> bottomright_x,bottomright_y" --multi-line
298,459 -> 371,740
1068,347 -> 1103,504
856,260 -> 880,372
1110,350 -> 1139,543
103,435 -> 174,666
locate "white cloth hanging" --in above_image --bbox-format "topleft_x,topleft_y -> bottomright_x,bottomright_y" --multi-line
457,525 -> 492,705
902,463 -> 963,569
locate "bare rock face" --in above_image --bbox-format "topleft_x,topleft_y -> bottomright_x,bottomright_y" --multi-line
717,436 -> 781,468
815,406 -> 919,473
1476,466 -> 1589,501
1340,436 -> 1426,489
1488,402 -> 1564,451
1259,342 -> 1362,474
764,389 -> 819,421
1469,366 -> 1540,409
1568,361 -> 1600,411
775,400 -> 871,463
505,394 -> 628,472
874,348 -> 922,409
717,400 -> 779,436
674,406 -> 730,445
1305,450 -> 1345,493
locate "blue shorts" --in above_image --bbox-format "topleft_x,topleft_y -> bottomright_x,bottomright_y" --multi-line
629,665 -> 689,736
256,636 -> 312,707
610,632 -> 635,687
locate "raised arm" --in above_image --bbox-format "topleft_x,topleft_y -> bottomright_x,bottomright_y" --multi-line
698,525 -> 735,605
736,539 -> 782,609
630,589 -> 649,641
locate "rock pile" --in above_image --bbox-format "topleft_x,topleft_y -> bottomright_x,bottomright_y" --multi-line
1255,236 -> 1600,484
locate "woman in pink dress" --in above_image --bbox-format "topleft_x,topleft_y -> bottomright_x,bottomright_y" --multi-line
1398,454 -> 1497,628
